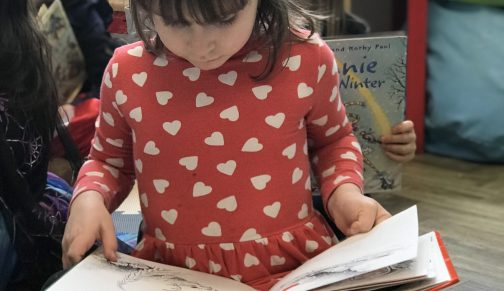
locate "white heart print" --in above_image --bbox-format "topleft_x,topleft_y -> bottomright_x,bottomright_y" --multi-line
263,202 -> 281,218
104,72 -> 112,88
163,120 -> 181,136
243,50 -> 262,63
330,85 -> 339,102
155,228 -> 166,241
325,125 -> 341,137
292,167 -> 303,184
183,67 -> 200,81
129,107 -> 142,122
220,106 -> 239,122
185,257 -> 196,269
209,261 -> 222,273
106,138 -> 123,148
144,141 -> 160,155
193,182 -> 212,197
252,85 -> 272,100
161,209 -> 178,224
135,159 -> 143,173
140,193 -> 148,207
305,240 -> 319,253
265,113 -> 285,129
153,179 -> 169,193
242,138 -> 263,152
282,143 -> 296,159
156,91 -> 173,105
312,115 -> 328,126
317,64 -> 327,83
322,166 -> 336,178
298,203 -> 308,219
196,92 -> 214,108
218,71 -> 238,86
283,55 -> 301,71
244,253 -> 260,267
205,132 -> 224,146
153,54 -> 168,67
132,72 -> 147,87
112,63 -> 119,78
250,174 -> 271,190
179,156 -> 198,170
217,196 -> 237,212
115,90 -> 127,105
282,231 -> 294,242
270,255 -> 286,266
216,160 -> 236,176
201,222 -> 222,237
341,151 -> 358,161
240,228 -> 261,241
127,46 -> 143,57
298,83 -> 313,98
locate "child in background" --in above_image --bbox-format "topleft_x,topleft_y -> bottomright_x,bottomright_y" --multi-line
62,0 -> 390,289
382,120 -> 416,163
0,0 -> 81,289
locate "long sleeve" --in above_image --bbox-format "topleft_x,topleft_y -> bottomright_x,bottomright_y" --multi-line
72,51 -> 135,211
306,41 -> 364,210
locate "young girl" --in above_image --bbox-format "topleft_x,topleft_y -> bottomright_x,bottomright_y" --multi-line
63,0 -> 390,289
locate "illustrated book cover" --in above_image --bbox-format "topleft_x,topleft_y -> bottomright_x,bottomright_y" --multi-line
325,33 -> 407,193
37,0 -> 86,103
46,206 -> 458,291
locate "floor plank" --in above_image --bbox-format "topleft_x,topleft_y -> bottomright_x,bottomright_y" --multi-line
373,153 -> 504,290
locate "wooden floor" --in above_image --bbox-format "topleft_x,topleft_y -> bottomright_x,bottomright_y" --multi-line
373,153 -> 504,290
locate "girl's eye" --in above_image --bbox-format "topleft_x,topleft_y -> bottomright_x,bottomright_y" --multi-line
216,16 -> 237,27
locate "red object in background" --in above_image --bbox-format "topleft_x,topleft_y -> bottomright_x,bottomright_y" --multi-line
406,0 -> 428,153
51,98 -> 100,158
108,11 -> 128,34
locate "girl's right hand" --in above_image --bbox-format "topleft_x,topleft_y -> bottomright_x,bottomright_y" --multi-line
62,190 -> 118,269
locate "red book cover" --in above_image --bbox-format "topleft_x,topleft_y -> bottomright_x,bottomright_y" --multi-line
429,231 -> 460,290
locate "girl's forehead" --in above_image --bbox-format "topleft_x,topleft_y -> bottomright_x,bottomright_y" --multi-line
148,0 -> 250,24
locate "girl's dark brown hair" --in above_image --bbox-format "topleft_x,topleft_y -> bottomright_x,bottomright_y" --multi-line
0,0 -> 59,140
130,0 -> 318,80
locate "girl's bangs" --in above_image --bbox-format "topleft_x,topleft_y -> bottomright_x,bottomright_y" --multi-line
141,0 -> 249,25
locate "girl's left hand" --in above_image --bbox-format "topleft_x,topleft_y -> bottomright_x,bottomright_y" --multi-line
381,120 -> 416,163
327,183 -> 391,236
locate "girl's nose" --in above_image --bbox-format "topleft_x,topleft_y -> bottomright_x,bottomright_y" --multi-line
189,26 -> 216,60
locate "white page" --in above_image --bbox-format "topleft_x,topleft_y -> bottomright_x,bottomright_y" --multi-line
271,206 -> 419,291
46,249 -> 256,291
315,232 -> 435,291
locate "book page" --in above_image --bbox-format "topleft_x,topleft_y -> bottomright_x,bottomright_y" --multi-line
315,232 -> 437,291
325,34 -> 407,194
46,248 -> 256,291
393,232 -> 455,291
270,206 -> 419,291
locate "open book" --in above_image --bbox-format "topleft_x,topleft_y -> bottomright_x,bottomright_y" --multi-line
325,33 -> 407,194
46,206 -> 458,291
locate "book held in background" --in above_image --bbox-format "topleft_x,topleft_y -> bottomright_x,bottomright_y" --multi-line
37,0 -> 86,104
325,33 -> 407,193
46,206 -> 458,291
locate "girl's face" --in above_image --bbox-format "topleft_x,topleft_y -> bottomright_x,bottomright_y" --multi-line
153,0 -> 258,71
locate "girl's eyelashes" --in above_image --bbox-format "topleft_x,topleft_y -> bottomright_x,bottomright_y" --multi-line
164,15 -> 237,28
217,15 -> 237,26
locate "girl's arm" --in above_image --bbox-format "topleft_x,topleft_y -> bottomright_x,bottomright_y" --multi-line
306,40 -> 390,235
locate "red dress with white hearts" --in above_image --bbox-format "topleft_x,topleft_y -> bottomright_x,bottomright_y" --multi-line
73,36 -> 363,290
